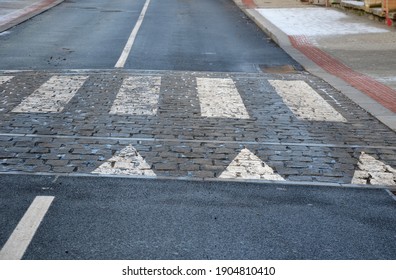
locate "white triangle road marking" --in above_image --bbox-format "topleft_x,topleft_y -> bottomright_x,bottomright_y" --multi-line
219,148 -> 285,180
0,76 -> 13,85
92,145 -> 156,176
352,152 -> 396,186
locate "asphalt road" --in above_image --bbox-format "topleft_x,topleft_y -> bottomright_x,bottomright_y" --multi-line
0,0 -> 298,72
1,174 -> 395,260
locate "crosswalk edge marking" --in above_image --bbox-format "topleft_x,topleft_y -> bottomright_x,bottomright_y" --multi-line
92,145 -> 156,176
220,148 -> 285,181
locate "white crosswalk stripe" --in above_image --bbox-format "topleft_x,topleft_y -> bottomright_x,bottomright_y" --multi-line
220,148 -> 285,180
196,77 -> 250,119
92,145 -> 156,176
269,80 -> 347,122
0,76 -> 13,85
110,76 -> 161,115
12,75 -> 88,113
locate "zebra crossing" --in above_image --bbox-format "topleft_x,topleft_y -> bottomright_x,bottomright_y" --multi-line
0,72 -> 395,186
2,73 -> 348,122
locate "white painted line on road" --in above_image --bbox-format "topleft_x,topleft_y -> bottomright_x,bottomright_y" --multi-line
220,148 -> 285,180
110,76 -> 161,115
115,0 -> 152,68
269,80 -> 347,122
352,152 -> 396,186
0,76 -> 13,84
92,145 -> 156,176
12,75 -> 88,113
0,196 -> 54,260
196,77 -> 250,119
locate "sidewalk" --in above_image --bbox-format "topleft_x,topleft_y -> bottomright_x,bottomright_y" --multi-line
235,0 -> 396,131
0,0 -> 63,33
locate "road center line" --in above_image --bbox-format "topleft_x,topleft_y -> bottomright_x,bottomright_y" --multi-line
0,196 -> 55,260
115,0 -> 151,68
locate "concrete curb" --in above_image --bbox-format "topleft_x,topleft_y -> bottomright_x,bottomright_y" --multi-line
0,0 -> 64,33
235,3 -> 396,132
1,171 -> 395,191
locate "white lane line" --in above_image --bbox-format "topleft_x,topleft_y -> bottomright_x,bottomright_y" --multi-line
220,148 -> 285,180
115,0 -> 152,68
110,76 -> 161,115
12,75 -> 88,113
269,80 -> 347,122
92,145 -> 156,176
0,76 -> 13,85
0,196 -> 55,260
196,77 -> 250,119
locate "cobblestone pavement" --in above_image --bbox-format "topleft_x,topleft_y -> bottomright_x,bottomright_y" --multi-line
0,69 -> 395,186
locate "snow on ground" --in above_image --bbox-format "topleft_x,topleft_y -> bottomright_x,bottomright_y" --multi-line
257,8 -> 389,37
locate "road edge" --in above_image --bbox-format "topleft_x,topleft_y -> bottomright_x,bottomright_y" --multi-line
1,171 -> 395,191
0,0 -> 64,33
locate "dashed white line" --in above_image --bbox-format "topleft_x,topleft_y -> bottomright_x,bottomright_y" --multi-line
110,76 -> 161,115
197,77 -> 250,119
12,75 -> 88,113
115,0 -> 152,68
0,196 -> 55,260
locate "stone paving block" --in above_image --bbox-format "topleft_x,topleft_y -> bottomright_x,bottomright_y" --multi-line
0,70 -> 395,186
154,163 -> 178,171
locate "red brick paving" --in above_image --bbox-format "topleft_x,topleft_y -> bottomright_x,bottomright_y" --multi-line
290,35 -> 396,113
242,0 -> 257,9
